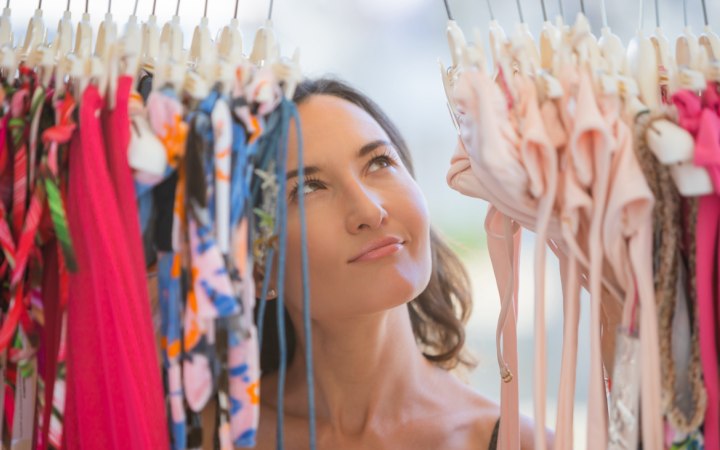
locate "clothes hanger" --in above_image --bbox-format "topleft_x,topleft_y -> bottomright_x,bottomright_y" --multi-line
185,0 -> 215,98
539,0 -> 562,73
512,0 -> 561,100
160,0 -> 184,64
217,0 -> 244,64
484,0 -> 517,102
121,0 -> 142,78
141,0 -> 160,71
249,0 -> 280,66
627,0 -> 660,109
438,0 -> 469,129
19,0 -> 46,62
189,0 -> 214,68
598,0 -> 627,82
51,0 -> 74,99
154,0 -> 185,92
0,0 -> 12,49
90,0 -> 116,102
95,0 -> 117,62
215,0 -> 245,94
675,0 -> 707,91
0,0 -> 14,78
25,0 -> 55,81
52,0 -> 73,61
698,0 -> 720,80
638,0 -> 712,195
648,0 -> 676,98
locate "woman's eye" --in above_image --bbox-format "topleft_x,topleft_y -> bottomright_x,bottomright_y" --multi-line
368,156 -> 393,172
301,180 -> 323,195
291,178 -> 324,199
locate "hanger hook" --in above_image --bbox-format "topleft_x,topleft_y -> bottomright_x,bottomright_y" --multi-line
133,0 -> 139,16
486,0 -> 495,21
557,0 -> 564,21
107,0 -> 112,14
540,0 -> 548,22
600,0 -> 607,28
234,0 -> 239,19
638,0 -> 644,31
443,0 -> 454,21
152,0 -> 157,15
203,0 -> 208,17
515,0 -> 524,22
267,0 -> 274,21
579,0 -> 585,15
66,0 -> 71,12
85,0 -> 89,14
5,0 -> 9,10
175,0 -> 181,16
682,0 -> 688,27
654,0 -> 660,27
700,0 -> 708,26
37,0 -> 41,11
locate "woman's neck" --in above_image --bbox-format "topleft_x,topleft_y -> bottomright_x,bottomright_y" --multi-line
282,304 -> 438,435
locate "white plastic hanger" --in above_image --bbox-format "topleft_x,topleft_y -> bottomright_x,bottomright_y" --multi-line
0,0 -> 13,49
698,0 -> 720,80
24,0 -> 53,76
189,0 -> 214,68
598,0 -> 627,78
95,0 -> 117,62
217,0 -> 244,64
485,0 -> 517,101
154,0 -> 185,92
121,0 -> 142,77
159,0 -> 184,66
52,0 -> 73,61
639,0 -> 712,195
215,0 -> 245,94
186,0 -> 216,98
539,0 -> 561,72
0,0 -> 14,78
19,0 -> 45,62
66,0 -> 95,99
438,3 -> 468,125
141,0 -> 160,70
512,0 -> 561,99
627,0 -> 660,109
249,0 -> 279,66
648,0 -> 676,96
675,0 -> 707,91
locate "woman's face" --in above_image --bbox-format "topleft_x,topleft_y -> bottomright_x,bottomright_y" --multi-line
278,94 -> 432,321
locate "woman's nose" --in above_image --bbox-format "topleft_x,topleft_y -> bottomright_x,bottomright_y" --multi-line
344,181 -> 388,233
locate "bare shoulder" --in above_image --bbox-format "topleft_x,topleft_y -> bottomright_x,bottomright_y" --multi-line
444,374 -> 554,450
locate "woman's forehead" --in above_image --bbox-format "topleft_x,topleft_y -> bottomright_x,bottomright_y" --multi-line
289,94 -> 389,164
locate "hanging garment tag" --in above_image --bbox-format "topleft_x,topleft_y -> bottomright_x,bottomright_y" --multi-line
607,327 -> 641,450
11,356 -> 37,450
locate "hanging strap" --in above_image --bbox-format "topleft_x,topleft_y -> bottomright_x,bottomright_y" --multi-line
485,206 -> 521,450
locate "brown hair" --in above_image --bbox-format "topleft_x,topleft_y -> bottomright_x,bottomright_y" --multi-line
258,78 -> 475,373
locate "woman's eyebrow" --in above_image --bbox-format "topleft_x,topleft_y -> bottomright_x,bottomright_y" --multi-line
286,140 -> 393,181
286,165 -> 320,181
357,139 -> 392,158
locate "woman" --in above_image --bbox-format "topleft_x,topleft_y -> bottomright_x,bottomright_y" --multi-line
253,78 -> 543,449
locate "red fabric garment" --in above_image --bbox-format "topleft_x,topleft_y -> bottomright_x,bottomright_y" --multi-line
673,88 -> 720,450
65,85 -> 169,449
101,76 -> 168,437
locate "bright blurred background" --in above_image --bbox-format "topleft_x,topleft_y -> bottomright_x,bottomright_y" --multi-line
8,0 -> 717,447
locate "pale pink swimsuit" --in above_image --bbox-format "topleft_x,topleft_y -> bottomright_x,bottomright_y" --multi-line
446,62 -> 663,450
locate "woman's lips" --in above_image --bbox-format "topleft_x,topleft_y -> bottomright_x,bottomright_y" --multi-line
348,237 -> 405,263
